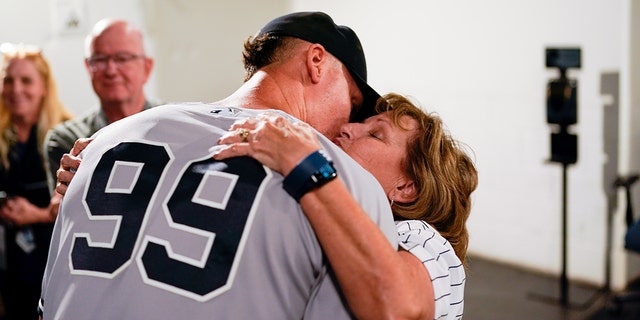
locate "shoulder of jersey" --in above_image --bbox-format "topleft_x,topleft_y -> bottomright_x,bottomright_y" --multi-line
208,106 -> 245,117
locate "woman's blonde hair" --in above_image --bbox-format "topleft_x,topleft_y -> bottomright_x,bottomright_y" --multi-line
0,44 -> 73,169
376,93 -> 478,265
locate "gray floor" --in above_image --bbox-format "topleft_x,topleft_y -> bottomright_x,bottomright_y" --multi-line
3,255 -> 637,319
465,255 -> 640,320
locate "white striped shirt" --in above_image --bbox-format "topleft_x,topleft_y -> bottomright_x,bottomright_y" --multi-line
396,220 -> 465,320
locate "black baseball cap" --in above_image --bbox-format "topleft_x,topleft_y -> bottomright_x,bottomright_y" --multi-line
257,11 -> 380,122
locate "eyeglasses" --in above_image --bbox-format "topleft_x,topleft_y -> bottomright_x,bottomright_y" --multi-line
87,52 -> 145,71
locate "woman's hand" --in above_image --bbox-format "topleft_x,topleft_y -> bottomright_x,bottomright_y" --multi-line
0,196 -> 50,225
214,113 -> 320,177
55,138 -> 92,196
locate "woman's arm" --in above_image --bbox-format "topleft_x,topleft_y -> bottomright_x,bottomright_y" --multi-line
297,178 -> 434,319
214,114 -> 435,319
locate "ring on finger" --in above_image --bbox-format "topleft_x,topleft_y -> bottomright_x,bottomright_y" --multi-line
238,128 -> 250,142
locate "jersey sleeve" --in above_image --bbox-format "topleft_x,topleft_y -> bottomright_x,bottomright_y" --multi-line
396,220 -> 466,320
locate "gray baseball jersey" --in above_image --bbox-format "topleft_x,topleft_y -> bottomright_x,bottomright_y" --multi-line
40,103 -> 397,319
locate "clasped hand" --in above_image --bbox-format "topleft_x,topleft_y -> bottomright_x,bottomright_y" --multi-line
214,113 -> 320,177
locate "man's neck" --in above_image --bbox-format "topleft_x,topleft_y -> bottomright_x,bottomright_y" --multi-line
101,97 -> 146,124
220,70 -> 304,119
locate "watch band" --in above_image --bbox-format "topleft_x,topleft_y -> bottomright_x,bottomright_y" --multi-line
283,150 -> 338,202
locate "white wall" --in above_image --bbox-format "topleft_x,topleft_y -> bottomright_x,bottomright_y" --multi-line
2,0 -> 636,288
142,0 -> 289,103
624,0 -> 640,284
290,0 -> 631,288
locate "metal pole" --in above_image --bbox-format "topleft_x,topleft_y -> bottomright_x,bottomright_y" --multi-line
560,162 -> 568,307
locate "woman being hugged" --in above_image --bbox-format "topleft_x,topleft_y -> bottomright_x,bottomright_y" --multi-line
215,93 -> 478,319
0,43 -> 73,320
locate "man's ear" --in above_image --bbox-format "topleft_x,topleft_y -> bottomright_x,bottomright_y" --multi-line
143,57 -> 154,83
306,43 -> 326,84
394,179 -> 418,203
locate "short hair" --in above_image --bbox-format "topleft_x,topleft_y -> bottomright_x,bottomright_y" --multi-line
241,34 -> 299,82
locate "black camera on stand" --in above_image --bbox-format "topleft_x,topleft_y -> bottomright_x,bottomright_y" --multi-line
534,47 -> 581,308
546,48 -> 580,164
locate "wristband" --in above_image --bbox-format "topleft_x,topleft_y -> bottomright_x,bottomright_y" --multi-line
283,150 -> 338,202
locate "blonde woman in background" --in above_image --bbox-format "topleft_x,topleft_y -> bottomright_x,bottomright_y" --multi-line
0,43 -> 73,320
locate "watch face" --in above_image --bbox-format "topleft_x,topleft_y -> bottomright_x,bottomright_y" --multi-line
315,163 -> 337,181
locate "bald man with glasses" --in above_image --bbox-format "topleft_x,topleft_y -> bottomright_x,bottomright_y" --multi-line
43,18 -> 162,201
86,52 -> 147,72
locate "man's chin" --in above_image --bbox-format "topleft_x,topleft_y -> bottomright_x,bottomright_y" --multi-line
98,92 -> 128,104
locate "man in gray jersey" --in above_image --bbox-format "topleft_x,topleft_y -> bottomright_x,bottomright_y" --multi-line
39,12 -> 396,319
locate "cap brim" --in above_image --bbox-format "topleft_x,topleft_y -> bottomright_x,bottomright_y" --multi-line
350,75 -> 381,122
